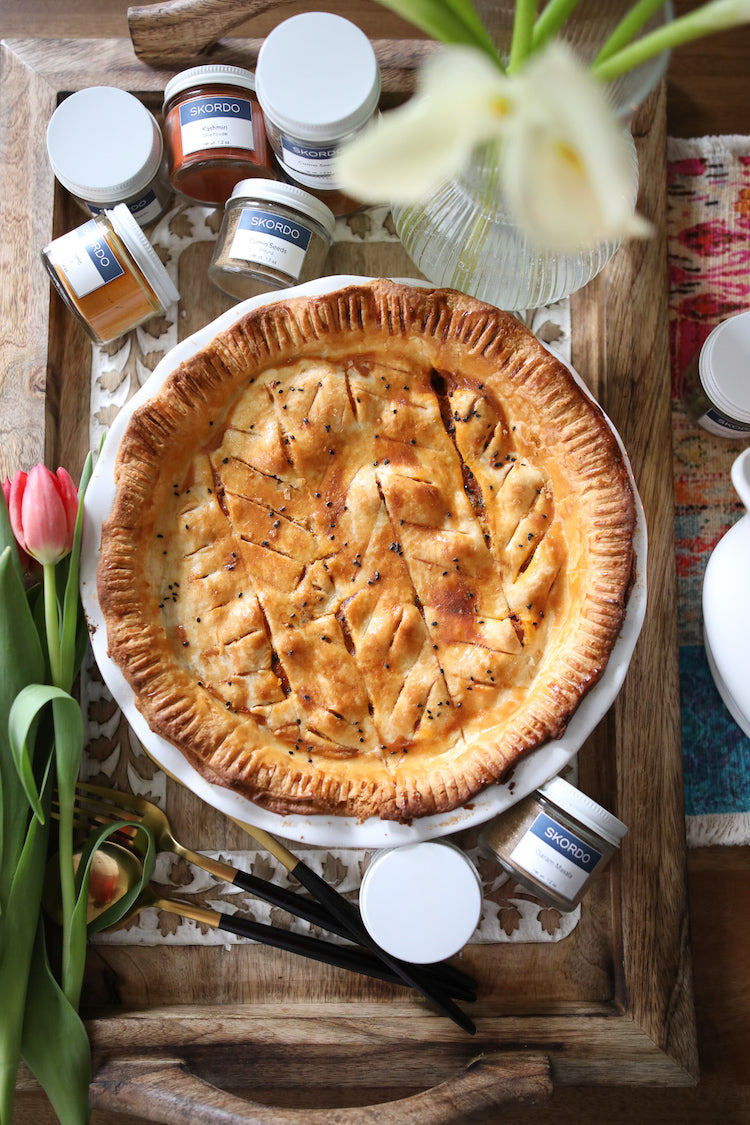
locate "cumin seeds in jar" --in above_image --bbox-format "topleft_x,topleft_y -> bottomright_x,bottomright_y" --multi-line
209,179 -> 335,299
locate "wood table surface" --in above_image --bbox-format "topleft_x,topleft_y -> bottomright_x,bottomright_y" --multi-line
2,2 -> 750,1123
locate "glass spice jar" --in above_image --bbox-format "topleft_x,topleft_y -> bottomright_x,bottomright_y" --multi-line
41,203 -> 179,345
254,13 -> 380,193
46,87 -> 172,227
682,311 -> 750,438
479,776 -> 627,913
162,65 -> 275,205
208,179 -> 335,299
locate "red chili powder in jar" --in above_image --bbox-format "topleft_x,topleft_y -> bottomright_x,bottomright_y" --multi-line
162,65 -> 276,205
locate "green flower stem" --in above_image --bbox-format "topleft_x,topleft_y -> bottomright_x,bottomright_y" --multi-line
530,0 -> 583,50
508,0 -> 537,70
592,0 -> 668,65
43,562 -> 63,690
592,0 -> 750,81
57,803 -> 76,1004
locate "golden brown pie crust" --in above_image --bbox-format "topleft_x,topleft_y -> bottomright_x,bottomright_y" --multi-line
97,280 -> 636,823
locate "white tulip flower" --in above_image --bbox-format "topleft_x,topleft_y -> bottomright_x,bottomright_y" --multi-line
334,46 -> 516,204
335,0 -> 750,254
500,43 -> 652,252
335,39 -> 651,253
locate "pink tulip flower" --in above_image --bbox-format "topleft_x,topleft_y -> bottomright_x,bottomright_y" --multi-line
7,466 -> 79,566
3,476 -> 35,573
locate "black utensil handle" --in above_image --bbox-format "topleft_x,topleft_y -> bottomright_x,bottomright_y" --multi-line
231,867 -> 477,996
231,869 -> 353,937
288,859 -> 476,1035
216,913 -> 424,987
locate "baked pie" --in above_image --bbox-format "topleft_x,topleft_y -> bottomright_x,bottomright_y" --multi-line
98,280 -> 636,822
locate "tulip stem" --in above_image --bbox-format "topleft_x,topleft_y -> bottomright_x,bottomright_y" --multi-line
43,563 -> 63,689
508,0 -> 537,71
592,0 -> 667,66
592,0 -> 750,82
531,0 -> 583,51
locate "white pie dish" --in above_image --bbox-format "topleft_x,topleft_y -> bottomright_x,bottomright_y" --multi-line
81,275 -> 648,848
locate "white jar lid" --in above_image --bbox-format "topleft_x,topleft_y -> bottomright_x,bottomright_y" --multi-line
538,777 -> 628,847
359,841 -> 482,964
255,13 -> 381,141
702,447 -> 750,737
106,204 -> 180,308
228,178 -> 336,239
699,311 -> 750,424
163,64 -> 256,108
47,88 -> 163,203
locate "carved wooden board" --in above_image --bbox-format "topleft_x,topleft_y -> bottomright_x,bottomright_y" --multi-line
0,35 -> 696,1123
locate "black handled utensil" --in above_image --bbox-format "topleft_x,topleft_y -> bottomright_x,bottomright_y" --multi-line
234,820 -> 477,1035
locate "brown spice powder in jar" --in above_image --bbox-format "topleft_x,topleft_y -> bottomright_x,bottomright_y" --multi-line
479,777 -> 627,913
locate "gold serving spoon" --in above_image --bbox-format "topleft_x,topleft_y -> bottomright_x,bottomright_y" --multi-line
42,841 -> 466,990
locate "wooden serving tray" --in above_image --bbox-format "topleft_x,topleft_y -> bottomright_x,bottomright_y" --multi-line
0,30 -> 697,1124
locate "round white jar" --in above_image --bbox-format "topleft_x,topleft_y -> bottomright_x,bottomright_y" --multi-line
359,841 -> 482,964
695,311 -> 750,437
254,13 -> 380,191
46,87 -> 171,226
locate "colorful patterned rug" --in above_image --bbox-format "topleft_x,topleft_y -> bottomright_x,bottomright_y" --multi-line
667,134 -> 750,846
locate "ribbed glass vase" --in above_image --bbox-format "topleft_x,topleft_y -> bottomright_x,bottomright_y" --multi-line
392,0 -> 672,311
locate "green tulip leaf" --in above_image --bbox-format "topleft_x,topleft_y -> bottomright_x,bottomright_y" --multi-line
60,450 -> 94,693
0,774 -> 51,1124
0,488 -> 24,587
8,685 -> 74,823
0,548 -> 46,905
21,920 -> 91,1125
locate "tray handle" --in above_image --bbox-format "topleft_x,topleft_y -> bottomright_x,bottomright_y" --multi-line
89,1051 -> 551,1124
127,0 -> 304,62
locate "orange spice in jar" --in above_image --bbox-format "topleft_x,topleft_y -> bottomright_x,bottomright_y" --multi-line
162,65 -> 276,205
41,204 -> 179,344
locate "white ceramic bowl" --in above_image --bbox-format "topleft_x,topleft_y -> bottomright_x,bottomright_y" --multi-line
703,447 -> 750,738
80,275 -> 648,847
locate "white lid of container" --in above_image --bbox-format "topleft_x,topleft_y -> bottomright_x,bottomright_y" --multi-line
699,311 -> 750,424
228,178 -> 336,238
106,204 -> 180,307
702,446 -> 750,737
255,13 -> 381,141
163,64 -> 256,108
359,841 -> 482,964
47,88 -> 163,203
538,777 -> 628,846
